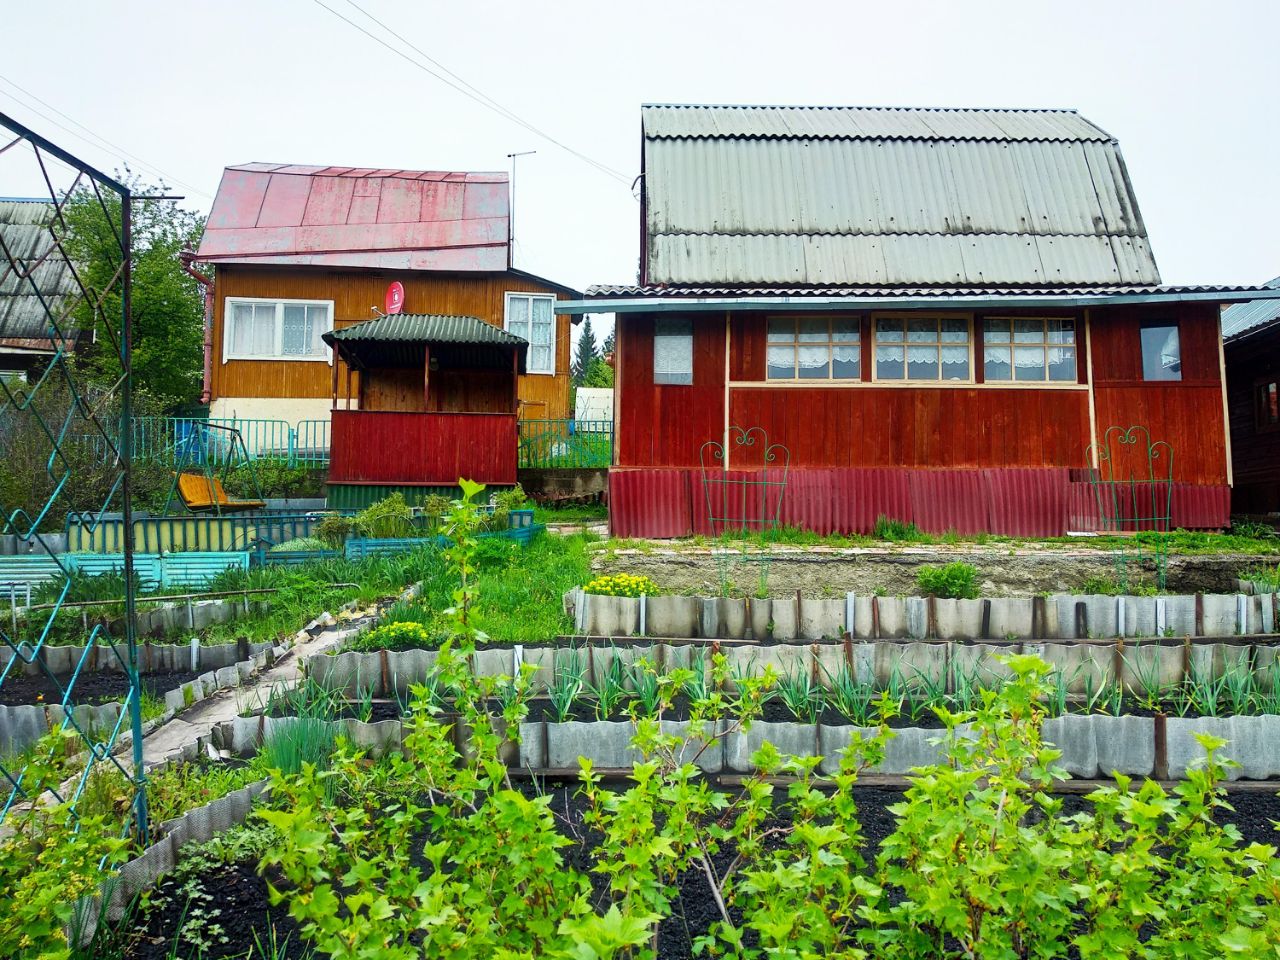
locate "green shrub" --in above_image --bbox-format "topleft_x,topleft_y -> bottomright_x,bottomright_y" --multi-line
1240,563 -> 1280,593
916,561 -> 979,599
224,458 -> 323,499
874,514 -> 926,541
356,620 -> 434,651
313,514 -> 354,548
269,537 -> 328,553
355,492 -> 415,539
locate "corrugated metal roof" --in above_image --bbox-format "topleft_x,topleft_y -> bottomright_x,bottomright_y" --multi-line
1222,276 -> 1280,339
584,282 -> 1269,298
0,198 -> 81,346
196,163 -> 509,271
324,313 -> 527,346
640,104 -> 1158,288
642,104 -> 1112,142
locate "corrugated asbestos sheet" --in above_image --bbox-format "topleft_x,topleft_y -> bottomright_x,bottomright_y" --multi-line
0,199 -> 81,342
196,164 -> 509,272
608,467 -> 1229,538
1222,276 -> 1280,339
641,104 -> 1160,288
326,313 -> 527,346
586,282 -> 1262,298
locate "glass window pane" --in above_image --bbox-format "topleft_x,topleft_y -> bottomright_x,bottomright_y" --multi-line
531,346 -> 551,372
531,297 -> 554,323
507,295 -> 529,337
654,319 -> 693,385
1048,347 -> 1076,381
1046,319 -> 1076,344
940,345 -> 969,380
983,318 -> 1012,344
307,306 -> 329,355
939,318 -> 969,343
1013,345 -> 1045,381
230,303 -> 252,354
984,346 -> 1012,380
1013,319 -> 1043,343
281,305 -> 308,355
252,304 -> 275,355
832,345 -> 859,379
767,345 -> 795,379
797,318 -> 829,343
876,345 -> 904,380
906,318 -> 937,342
797,344 -> 829,378
532,320 -> 553,349
1141,323 -> 1181,381
832,317 -> 859,341
875,317 -> 905,341
907,345 -> 939,380
767,318 -> 795,342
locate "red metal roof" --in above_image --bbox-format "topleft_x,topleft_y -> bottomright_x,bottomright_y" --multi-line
196,163 -> 509,271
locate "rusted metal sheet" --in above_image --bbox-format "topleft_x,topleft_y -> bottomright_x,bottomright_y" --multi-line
908,470 -> 991,536
608,469 -> 692,539
985,468 -> 1070,538
1171,483 -> 1231,530
196,164 -> 509,271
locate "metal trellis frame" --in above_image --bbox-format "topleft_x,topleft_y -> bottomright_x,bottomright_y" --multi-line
0,111 -> 147,839
698,426 -> 791,597
1085,424 -> 1174,591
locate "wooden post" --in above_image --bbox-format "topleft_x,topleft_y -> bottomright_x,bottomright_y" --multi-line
331,352 -> 339,410
512,349 -> 519,414
345,362 -> 353,411
424,345 -> 432,411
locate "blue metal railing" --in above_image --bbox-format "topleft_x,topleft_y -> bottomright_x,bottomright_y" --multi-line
77,417 -> 331,468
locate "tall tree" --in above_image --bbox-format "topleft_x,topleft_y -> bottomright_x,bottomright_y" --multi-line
60,173 -> 205,409
601,324 -> 615,356
572,315 -> 599,384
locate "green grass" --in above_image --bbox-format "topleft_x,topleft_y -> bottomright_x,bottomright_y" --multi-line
350,532 -> 594,648
533,502 -> 608,524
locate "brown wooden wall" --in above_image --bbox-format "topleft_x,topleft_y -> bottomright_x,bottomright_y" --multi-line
210,265 -> 573,419
1089,303 -> 1227,485
1225,326 -> 1280,511
618,303 -> 1229,483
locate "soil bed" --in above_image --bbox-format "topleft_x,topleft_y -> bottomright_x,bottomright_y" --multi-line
0,669 -> 204,707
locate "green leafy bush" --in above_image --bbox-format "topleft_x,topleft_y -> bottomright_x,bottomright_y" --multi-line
916,561 -> 979,599
224,458 -> 324,500
355,620 -> 433,651
354,492 -> 415,539
312,514 -> 354,548
268,537 -> 328,553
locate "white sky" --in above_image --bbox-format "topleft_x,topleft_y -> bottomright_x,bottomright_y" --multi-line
3,0 -> 1278,338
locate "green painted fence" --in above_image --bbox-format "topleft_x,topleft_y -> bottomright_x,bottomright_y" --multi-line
518,419 -> 613,469
78,417 -> 331,468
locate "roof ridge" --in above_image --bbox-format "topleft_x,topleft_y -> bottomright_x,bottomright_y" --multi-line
641,103 -> 1082,114
650,229 -> 1144,240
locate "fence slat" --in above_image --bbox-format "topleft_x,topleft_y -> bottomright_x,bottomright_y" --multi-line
517,419 -> 613,469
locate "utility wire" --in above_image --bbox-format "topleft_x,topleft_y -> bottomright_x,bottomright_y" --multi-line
310,0 -> 630,185
0,77 -> 212,200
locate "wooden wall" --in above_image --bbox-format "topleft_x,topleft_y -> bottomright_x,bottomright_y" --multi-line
1089,303 -> 1228,485
1225,326 -> 1280,511
618,302 -> 1229,484
210,265 -> 573,419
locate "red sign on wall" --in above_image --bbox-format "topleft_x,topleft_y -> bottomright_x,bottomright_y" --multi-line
386,281 -> 405,315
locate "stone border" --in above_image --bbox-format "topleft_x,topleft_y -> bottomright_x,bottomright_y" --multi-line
565,590 -> 1278,642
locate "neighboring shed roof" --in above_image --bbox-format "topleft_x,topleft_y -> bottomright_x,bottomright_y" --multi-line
1222,276 -> 1280,340
196,164 -> 510,271
0,198 -> 81,350
324,312 -> 527,346
641,103 -> 1160,289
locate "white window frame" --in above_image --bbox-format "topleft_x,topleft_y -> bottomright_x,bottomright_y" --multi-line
653,317 -> 694,385
871,313 -> 974,384
223,296 -> 334,364
504,292 -> 557,375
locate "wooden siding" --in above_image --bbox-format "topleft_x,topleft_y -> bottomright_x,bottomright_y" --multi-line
620,303 -> 1228,483
329,409 -> 517,485
1089,303 -> 1228,485
1225,326 -> 1280,510
210,265 -> 572,418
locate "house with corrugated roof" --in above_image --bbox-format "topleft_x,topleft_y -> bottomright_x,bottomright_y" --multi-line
192,163 -> 579,507
0,198 -> 81,372
1222,276 -> 1280,514
559,104 -> 1280,537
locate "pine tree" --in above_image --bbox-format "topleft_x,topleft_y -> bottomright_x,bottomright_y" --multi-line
572,315 -> 599,384
601,324 -> 615,356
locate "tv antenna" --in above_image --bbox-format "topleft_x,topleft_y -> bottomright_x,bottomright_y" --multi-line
507,149 -> 536,268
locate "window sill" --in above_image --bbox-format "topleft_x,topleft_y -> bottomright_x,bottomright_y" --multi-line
223,354 -> 332,364
731,380 -> 1089,390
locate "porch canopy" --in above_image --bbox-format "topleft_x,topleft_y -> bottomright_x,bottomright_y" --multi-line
323,312 -> 527,413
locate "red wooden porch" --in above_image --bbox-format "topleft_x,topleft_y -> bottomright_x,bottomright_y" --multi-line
328,409 -> 518,486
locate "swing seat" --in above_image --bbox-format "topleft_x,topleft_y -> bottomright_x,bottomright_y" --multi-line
175,473 -> 265,513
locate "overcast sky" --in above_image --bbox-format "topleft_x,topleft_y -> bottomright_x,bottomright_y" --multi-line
3,0 -> 1277,330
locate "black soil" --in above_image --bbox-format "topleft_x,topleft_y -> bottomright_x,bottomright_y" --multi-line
124,857 -> 306,960
0,669 -> 204,707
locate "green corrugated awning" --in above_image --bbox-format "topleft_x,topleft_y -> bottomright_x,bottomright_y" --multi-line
323,313 -> 528,347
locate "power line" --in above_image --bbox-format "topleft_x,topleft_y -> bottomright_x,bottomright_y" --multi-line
0,77 -> 212,200
310,0 -> 630,185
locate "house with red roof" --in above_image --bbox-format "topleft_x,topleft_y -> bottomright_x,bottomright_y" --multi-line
193,163 -> 579,505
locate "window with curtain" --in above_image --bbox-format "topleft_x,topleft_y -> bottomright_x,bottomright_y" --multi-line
505,293 -> 556,374
766,317 -> 860,380
983,318 -> 1077,382
653,318 -> 693,385
1140,322 -> 1181,381
874,316 -> 970,381
1255,380 -> 1279,431
225,298 -> 332,361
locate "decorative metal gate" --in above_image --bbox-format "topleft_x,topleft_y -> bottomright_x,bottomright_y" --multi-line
1086,424 -> 1174,591
0,112 -> 147,837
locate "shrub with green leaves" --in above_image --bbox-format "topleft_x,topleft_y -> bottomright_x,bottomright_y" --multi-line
584,573 -> 660,597
874,514 -> 926,541
354,619 -> 433,651
355,492 -> 416,539
916,560 -> 979,599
